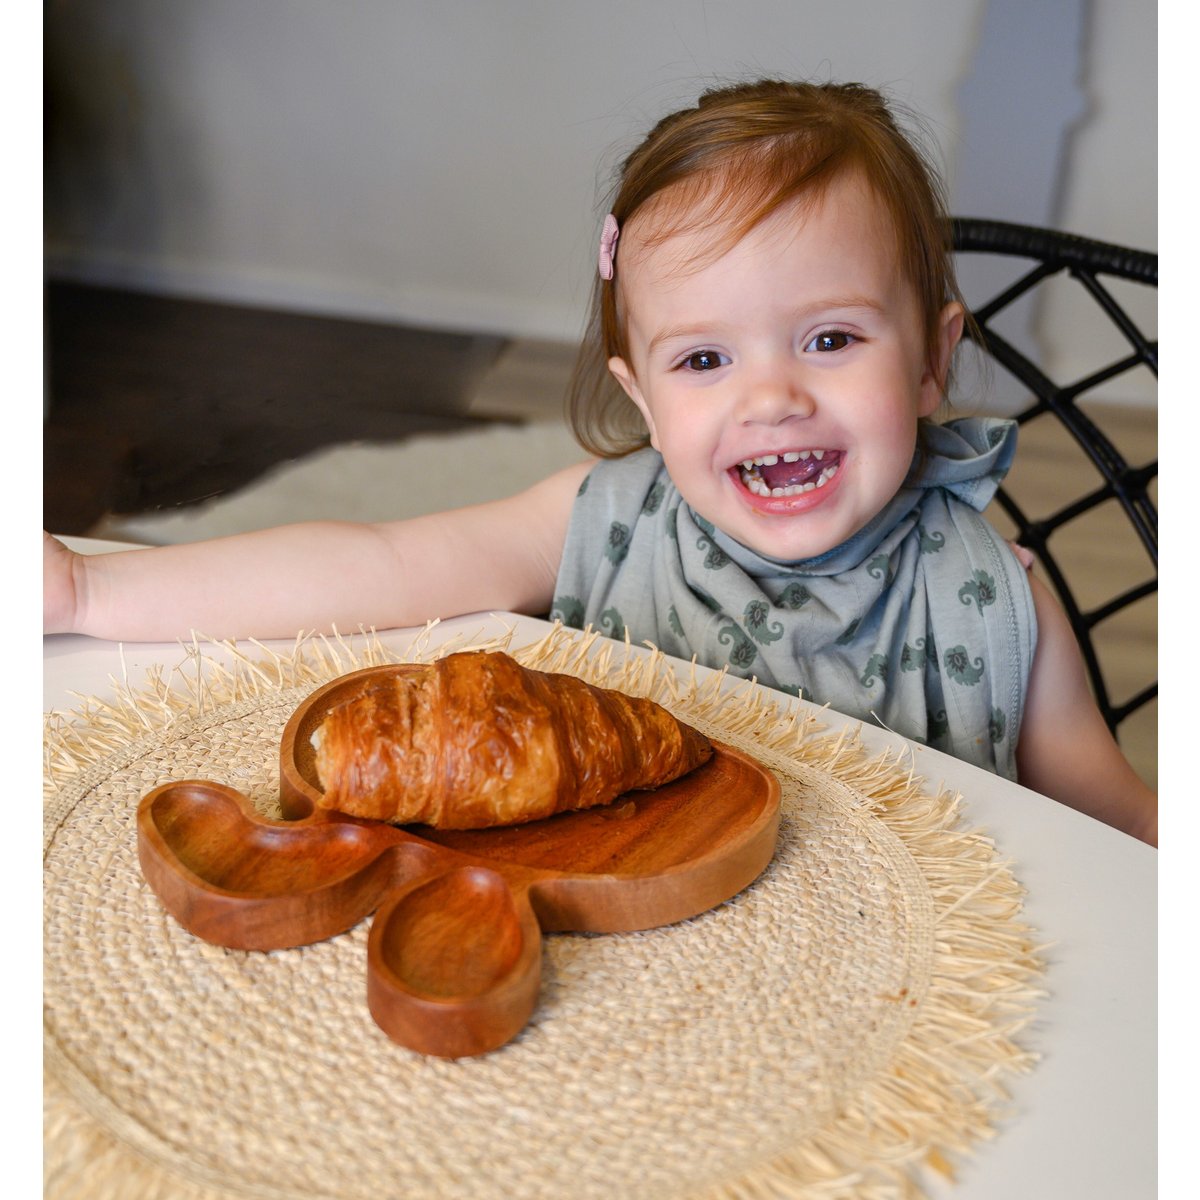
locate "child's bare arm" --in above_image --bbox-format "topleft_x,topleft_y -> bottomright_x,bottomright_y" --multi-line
1016,573 -> 1157,846
45,461 -> 593,643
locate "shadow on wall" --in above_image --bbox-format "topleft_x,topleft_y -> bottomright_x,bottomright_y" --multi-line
951,0 -> 1087,393
45,14 -> 173,277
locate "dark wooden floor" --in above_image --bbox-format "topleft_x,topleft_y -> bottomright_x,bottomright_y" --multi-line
43,282 -> 509,534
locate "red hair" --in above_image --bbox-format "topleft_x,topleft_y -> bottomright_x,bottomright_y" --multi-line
569,80 -> 968,457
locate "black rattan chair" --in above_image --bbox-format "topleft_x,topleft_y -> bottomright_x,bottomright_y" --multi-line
951,217 -> 1157,741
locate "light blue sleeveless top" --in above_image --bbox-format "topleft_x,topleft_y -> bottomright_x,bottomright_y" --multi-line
551,418 -> 1036,779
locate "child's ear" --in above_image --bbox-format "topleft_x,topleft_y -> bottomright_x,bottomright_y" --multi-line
919,301 -> 966,417
608,356 -> 659,449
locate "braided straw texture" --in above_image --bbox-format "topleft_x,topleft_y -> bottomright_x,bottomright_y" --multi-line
44,624 -> 1044,1200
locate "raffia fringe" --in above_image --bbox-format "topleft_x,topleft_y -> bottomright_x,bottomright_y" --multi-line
44,621 -> 1045,1200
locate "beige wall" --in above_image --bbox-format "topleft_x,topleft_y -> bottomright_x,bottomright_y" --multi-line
45,0 -> 1155,358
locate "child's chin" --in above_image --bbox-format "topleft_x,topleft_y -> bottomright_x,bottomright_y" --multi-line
740,530 -> 838,563
710,509 -> 833,562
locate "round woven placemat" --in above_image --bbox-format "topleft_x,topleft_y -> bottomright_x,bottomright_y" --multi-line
44,626 -> 1043,1200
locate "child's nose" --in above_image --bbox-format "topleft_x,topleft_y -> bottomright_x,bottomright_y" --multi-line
734,366 -> 816,424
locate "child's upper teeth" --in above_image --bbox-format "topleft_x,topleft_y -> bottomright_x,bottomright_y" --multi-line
741,450 -> 828,468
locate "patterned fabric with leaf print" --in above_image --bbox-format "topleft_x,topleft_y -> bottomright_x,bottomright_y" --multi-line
551,418 -> 1035,779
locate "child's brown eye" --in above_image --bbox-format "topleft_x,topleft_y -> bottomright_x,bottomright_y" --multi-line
682,350 -> 729,371
805,331 -> 853,353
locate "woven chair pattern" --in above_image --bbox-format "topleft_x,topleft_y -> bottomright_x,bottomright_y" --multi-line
951,217 -> 1157,737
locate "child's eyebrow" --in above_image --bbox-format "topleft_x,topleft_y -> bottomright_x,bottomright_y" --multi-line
646,324 -> 724,356
814,295 -> 890,317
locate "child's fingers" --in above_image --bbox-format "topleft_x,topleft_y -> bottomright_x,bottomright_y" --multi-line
1008,541 -> 1035,571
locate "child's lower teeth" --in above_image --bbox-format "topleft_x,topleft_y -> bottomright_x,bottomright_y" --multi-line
741,462 -> 839,497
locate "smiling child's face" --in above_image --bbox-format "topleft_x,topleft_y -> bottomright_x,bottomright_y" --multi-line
607,171 -> 963,562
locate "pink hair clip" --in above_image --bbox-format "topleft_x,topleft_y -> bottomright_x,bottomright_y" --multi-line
598,213 -> 620,280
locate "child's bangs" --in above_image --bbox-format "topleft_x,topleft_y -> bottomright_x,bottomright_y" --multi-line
630,139 -> 844,277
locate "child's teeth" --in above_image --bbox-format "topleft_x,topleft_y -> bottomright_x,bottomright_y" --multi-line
743,449 -> 830,467
740,459 -> 839,497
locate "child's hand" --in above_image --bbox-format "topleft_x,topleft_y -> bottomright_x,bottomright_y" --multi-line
43,532 -> 81,634
1008,541 -> 1035,571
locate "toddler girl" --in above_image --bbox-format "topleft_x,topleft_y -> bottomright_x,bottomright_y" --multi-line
43,79 -> 1156,844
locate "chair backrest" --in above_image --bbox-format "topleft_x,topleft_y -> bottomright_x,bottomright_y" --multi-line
951,217 -> 1157,740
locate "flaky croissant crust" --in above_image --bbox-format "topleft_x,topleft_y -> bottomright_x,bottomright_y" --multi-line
311,650 -> 713,829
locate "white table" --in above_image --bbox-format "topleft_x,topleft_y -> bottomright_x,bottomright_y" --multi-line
44,544 -> 1157,1199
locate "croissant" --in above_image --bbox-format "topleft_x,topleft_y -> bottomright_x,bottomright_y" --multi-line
311,650 -> 713,829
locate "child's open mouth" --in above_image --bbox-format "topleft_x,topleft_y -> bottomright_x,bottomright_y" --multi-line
736,450 -> 842,497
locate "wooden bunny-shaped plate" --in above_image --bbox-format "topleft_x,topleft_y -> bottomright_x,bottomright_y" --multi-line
137,664 -> 781,1058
